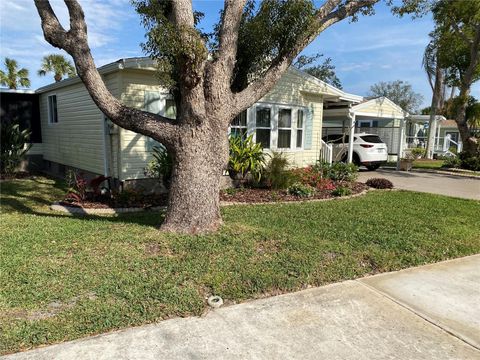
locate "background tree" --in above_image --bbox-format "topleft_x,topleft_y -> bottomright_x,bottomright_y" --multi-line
0,58 -> 30,89
368,80 -> 424,114
422,33 -> 445,158
38,54 -> 77,82
293,52 -> 342,89
432,0 -> 480,155
34,0 -> 380,234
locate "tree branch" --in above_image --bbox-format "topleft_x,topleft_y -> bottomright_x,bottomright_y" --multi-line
215,0 -> 247,76
34,0 -> 178,148
232,0 -> 378,113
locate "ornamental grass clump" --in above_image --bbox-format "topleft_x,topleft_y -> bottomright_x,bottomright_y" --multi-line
365,178 -> 394,189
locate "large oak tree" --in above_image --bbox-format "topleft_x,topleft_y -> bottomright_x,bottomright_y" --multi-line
34,0 -> 380,234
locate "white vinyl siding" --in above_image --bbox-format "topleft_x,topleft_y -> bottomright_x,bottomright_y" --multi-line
39,73 -> 119,175
119,69 -> 171,180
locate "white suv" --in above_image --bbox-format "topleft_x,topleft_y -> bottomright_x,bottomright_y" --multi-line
323,133 -> 388,170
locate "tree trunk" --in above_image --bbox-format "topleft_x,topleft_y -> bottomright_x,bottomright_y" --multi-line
455,88 -> 478,155
161,123 -> 229,234
425,64 -> 444,159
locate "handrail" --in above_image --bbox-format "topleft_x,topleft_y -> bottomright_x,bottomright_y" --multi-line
319,139 -> 333,164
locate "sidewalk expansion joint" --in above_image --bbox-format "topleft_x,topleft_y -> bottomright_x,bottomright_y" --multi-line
355,279 -> 480,352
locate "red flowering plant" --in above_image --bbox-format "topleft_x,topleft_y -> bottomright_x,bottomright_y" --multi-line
289,166 -> 336,191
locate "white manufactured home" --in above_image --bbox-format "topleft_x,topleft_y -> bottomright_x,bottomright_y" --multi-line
32,56 -> 430,186
34,57 -> 363,185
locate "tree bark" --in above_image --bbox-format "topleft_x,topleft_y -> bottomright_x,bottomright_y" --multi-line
162,122 -> 229,233
425,63 -> 443,159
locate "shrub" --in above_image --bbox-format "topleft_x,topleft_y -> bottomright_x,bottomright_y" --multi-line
145,145 -> 173,188
64,170 -> 88,203
332,187 -> 352,197
410,148 -> 426,159
324,162 -> 358,182
458,150 -> 480,171
228,135 -> 266,183
290,166 -> 323,187
0,121 -> 32,175
442,156 -> 461,169
288,182 -> 315,198
264,151 -> 293,189
365,178 -> 394,189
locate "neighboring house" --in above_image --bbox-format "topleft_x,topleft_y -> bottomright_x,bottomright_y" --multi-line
406,115 -> 461,156
0,89 -> 43,171
35,58 -> 359,187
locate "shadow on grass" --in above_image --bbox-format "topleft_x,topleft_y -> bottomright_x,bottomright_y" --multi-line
1,178 -> 165,229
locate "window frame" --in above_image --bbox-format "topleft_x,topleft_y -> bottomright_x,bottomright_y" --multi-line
296,109 -> 305,149
47,94 -> 58,124
277,107 -> 293,149
229,110 -> 248,139
254,105 -> 272,149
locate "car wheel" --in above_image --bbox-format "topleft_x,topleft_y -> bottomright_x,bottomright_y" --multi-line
366,164 -> 380,171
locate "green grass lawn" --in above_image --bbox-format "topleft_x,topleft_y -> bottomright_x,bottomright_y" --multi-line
1,177 -> 480,354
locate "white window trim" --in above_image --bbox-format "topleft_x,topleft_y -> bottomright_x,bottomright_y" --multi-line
277,107 -> 293,150
254,104 -> 273,149
296,109 -> 305,149
47,94 -> 58,125
227,102 -> 308,152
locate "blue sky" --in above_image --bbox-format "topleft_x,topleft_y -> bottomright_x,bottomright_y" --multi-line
1,0 -> 479,109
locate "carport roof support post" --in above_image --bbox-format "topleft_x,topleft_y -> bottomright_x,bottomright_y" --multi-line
348,111 -> 356,164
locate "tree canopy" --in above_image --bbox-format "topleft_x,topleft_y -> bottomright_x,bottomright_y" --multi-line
38,54 -> 76,82
0,58 -> 30,89
293,52 -> 342,89
368,80 -> 423,113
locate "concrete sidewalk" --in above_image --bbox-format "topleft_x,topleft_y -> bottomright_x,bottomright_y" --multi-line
357,169 -> 480,200
4,255 -> 480,360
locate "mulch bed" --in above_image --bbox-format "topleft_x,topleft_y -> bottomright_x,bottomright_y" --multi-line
56,182 -> 367,210
59,193 -> 168,209
220,182 -> 368,203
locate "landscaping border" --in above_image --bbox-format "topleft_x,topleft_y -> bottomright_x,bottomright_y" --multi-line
50,189 -> 370,214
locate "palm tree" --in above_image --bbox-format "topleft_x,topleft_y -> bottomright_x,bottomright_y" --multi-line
38,54 -> 76,82
0,58 -> 30,89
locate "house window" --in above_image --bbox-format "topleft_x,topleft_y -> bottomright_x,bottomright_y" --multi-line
296,109 -> 304,148
230,110 -> 247,139
278,108 -> 292,149
47,95 -> 58,123
255,107 -> 271,148
358,120 -> 379,128
165,98 -> 177,119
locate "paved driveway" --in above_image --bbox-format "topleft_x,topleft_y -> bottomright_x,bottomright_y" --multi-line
357,169 -> 480,200
4,256 -> 480,360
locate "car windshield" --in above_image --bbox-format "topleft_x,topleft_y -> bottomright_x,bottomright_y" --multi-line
361,135 -> 384,143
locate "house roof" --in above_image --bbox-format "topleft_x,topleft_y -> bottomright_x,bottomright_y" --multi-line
350,96 -> 408,118
36,57 -> 157,93
439,119 -> 458,128
34,56 -> 363,104
0,88 -> 36,94
408,114 -> 447,123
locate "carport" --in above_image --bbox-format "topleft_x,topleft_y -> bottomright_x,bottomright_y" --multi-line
323,97 -> 408,163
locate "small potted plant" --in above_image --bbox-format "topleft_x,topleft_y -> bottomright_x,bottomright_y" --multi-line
399,151 -> 415,171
